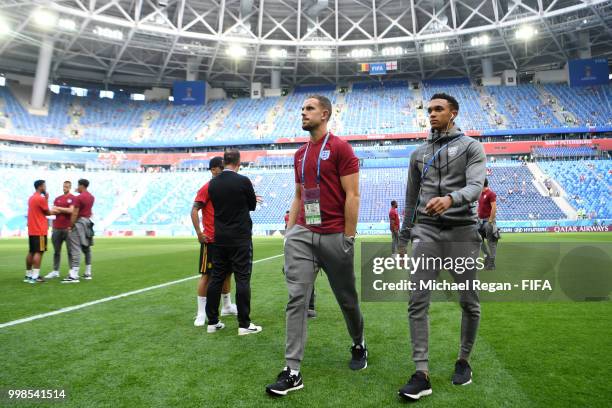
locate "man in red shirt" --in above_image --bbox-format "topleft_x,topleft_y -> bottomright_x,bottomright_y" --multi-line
284,210 -> 290,229
25,180 -> 62,284
266,95 -> 366,396
45,181 -> 75,279
478,178 -> 498,270
63,179 -> 95,283
190,156 -> 237,327
389,200 -> 400,255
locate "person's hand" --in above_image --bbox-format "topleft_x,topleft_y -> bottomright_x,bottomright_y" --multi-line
256,195 -> 264,204
398,246 -> 407,256
197,233 -> 209,244
425,196 -> 452,216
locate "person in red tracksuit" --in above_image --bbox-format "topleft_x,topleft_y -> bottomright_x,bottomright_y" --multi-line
389,200 -> 400,255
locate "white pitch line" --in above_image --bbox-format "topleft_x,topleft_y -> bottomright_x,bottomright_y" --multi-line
0,253 -> 283,330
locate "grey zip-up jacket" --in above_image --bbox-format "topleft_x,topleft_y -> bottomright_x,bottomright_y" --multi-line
399,126 -> 486,247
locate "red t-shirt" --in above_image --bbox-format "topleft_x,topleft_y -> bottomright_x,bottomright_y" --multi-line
478,189 -> 497,219
53,193 -> 75,229
194,182 -> 215,242
294,133 -> 359,234
28,193 -> 49,236
75,191 -> 95,218
389,207 -> 400,232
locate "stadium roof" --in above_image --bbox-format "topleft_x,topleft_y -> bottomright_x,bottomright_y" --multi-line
0,0 -> 611,89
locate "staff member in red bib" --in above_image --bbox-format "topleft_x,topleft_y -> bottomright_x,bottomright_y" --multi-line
478,178 -> 498,270
25,180 -> 61,283
266,95 -> 366,397
45,181 -> 75,279
63,179 -> 95,283
389,200 -> 400,255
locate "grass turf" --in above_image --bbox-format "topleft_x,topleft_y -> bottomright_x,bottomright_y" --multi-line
0,233 -> 610,407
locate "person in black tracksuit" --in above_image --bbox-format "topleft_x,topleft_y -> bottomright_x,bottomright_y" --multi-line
205,149 -> 262,335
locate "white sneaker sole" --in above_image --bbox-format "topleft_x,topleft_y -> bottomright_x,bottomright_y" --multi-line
83,276 -> 92,280
221,310 -> 237,316
61,280 -> 80,283
399,388 -> 432,400
266,383 -> 304,396
238,328 -> 262,336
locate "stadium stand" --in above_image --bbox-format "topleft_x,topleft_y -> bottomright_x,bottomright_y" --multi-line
485,163 -> 566,220
485,85 -> 562,129
538,160 -> 611,219
542,84 -> 612,127
2,82 -> 612,148
341,81 -> 418,135
5,158 -> 600,235
532,146 -> 598,158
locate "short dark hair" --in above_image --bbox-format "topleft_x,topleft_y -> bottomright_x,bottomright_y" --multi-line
224,149 -> 240,166
306,94 -> 333,121
208,156 -> 224,170
78,178 -> 89,188
64,180 -> 72,185
484,178 -> 489,187
34,179 -> 45,190
391,200 -> 397,206
430,93 -> 459,112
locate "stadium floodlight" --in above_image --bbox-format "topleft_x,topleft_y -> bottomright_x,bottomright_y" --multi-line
269,48 -> 287,59
423,42 -> 446,53
57,18 -> 77,32
309,49 -> 332,60
0,15 -> 10,37
33,9 -> 58,30
226,44 -> 247,59
515,26 -> 537,40
93,26 -> 124,41
349,48 -> 373,59
381,46 -> 403,56
470,34 -> 490,47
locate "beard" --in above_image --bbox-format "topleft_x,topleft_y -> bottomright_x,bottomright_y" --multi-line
302,123 -> 314,131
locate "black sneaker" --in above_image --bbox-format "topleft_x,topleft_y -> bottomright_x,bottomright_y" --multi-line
307,309 -> 317,318
398,371 -> 432,401
452,359 -> 472,385
265,368 -> 304,396
349,343 -> 368,370
61,276 -> 80,283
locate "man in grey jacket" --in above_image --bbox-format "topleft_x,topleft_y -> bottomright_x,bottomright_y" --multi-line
397,93 -> 486,401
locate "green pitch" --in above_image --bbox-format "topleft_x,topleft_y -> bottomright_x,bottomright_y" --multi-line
0,234 -> 610,407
